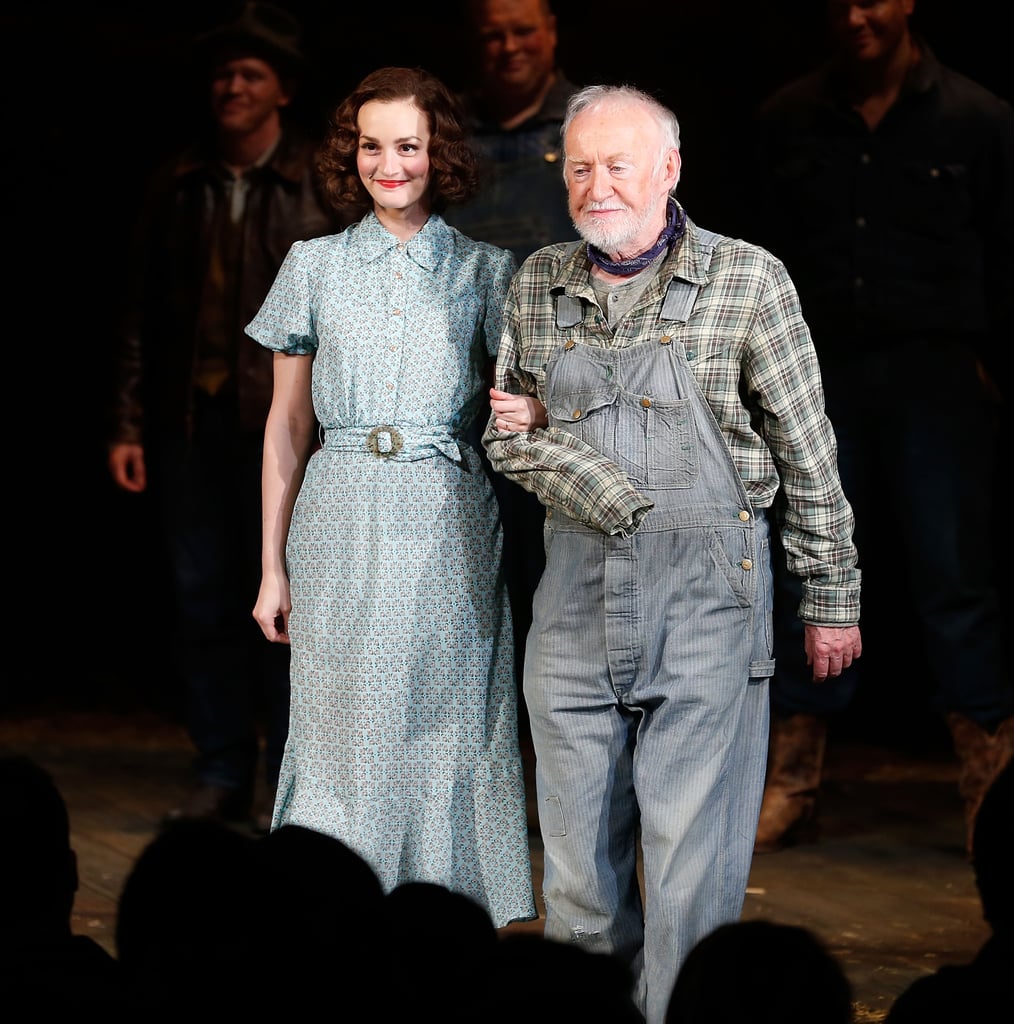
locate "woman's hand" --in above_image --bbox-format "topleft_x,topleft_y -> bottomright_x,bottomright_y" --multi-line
490,387 -> 548,433
253,570 -> 292,644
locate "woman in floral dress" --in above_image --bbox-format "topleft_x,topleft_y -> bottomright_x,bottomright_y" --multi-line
247,66 -> 537,928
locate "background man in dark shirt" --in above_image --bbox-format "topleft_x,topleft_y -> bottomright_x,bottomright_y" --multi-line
747,0 -> 1014,855
445,0 -> 581,728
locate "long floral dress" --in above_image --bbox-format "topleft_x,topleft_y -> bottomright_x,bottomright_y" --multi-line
246,212 -> 536,928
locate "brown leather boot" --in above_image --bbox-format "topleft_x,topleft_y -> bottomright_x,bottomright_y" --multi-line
753,713 -> 827,854
946,713 -> 1014,855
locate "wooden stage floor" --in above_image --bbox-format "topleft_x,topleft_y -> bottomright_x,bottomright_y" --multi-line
1,698 -> 989,1023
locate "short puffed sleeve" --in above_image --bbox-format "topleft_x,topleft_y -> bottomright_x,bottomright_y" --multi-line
245,239 -> 319,355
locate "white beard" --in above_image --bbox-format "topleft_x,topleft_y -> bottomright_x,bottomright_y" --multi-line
572,198 -> 660,256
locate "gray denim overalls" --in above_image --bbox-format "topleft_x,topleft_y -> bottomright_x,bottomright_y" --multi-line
524,232 -> 774,1024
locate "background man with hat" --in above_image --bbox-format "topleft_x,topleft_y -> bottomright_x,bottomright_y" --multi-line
107,2 -> 350,832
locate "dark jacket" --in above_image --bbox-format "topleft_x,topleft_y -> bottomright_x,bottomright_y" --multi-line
110,125 -> 345,446
750,40 -> 1014,385
445,74 -> 580,265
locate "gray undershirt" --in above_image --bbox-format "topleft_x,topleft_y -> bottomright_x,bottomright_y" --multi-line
590,254 -> 666,330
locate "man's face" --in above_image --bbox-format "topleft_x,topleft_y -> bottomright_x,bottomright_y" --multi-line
564,101 -> 679,256
472,0 -> 557,99
209,55 -> 291,136
827,0 -> 914,63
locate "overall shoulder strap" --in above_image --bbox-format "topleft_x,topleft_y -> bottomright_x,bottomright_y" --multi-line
554,240 -> 588,329
659,227 -> 724,323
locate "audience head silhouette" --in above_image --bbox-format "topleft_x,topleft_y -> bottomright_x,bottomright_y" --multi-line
0,755 -> 128,1014
252,823 -> 387,1009
384,880 -> 500,1020
1,754 -> 78,937
665,919 -> 854,1023
486,932 -> 646,1023
115,817 -> 260,1015
972,757 -> 1013,930
884,760 -> 1014,1022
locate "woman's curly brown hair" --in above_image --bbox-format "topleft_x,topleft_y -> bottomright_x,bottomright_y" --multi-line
317,66 -> 480,218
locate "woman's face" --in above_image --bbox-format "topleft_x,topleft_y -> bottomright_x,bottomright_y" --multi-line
356,98 -> 432,216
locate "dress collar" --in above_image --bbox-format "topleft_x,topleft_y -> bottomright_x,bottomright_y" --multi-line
352,211 -> 450,270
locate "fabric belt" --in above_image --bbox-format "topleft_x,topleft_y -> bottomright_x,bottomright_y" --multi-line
322,425 -> 463,463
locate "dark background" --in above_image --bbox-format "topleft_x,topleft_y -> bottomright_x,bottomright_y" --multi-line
4,0 -> 1008,722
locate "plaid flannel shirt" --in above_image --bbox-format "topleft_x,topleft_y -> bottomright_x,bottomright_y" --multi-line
482,209 -> 860,626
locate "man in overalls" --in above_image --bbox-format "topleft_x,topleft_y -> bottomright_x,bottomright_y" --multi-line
483,84 -> 863,1024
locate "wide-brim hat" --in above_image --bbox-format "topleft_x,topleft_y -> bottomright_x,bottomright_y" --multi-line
192,2 -> 310,80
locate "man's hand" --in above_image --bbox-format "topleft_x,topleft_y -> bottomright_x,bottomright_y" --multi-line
108,443 -> 147,493
804,624 -> 862,682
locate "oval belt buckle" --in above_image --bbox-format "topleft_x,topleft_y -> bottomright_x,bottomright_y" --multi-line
366,425 -> 404,458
